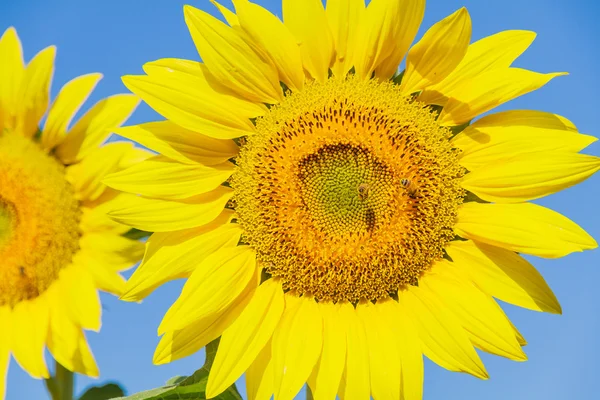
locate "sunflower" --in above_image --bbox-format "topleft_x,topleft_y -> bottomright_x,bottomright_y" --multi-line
0,27 -> 145,398
107,1 -> 599,399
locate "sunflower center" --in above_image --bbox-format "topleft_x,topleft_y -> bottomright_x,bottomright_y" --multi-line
233,76 -> 465,303
0,131 -> 82,306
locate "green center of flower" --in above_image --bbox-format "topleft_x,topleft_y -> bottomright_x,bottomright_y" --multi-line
297,143 -> 394,235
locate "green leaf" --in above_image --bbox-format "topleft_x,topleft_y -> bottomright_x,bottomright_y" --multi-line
113,338 -> 242,400
165,376 -> 187,386
123,228 -> 152,240
78,383 -> 125,400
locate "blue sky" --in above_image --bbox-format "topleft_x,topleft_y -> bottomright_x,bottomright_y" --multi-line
1,0 -> 599,399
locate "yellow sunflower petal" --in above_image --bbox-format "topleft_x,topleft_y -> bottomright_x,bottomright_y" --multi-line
380,299 -> 423,400
83,257 -> 127,295
356,301 -> 400,400
210,0 -> 239,26
401,8 -> 471,95
271,295 -> 322,400
462,152 -> 600,203
282,0 -> 334,83
234,0 -> 304,92
41,73 -> 102,150
326,0 -> 364,77
0,27 -> 24,131
446,240 -> 561,313
122,74 -> 257,140
207,278 -> 285,398
374,0 -> 426,80
115,121 -> 238,166
60,265 -> 101,332
66,142 -> 134,202
419,30 -> 536,105
54,94 -> 139,164
46,291 -> 98,377
310,302 -> 346,400
422,264 -> 526,361
438,68 -> 566,126
158,246 -> 257,334
468,109 -> 577,132
338,302 -> 370,400
10,298 -> 49,379
106,187 -> 233,232
456,202 -> 597,258
78,233 -> 144,271
454,129 -> 596,172
103,155 -> 233,201
122,215 -> 241,302
0,306 -> 12,400
15,45 -> 56,138
402,286 -> 488,379
154,282 -> 255,365
246,339 -> 274,400
184,5 -> 282,103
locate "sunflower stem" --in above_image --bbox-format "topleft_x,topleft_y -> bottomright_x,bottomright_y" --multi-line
51,361 -> 74,400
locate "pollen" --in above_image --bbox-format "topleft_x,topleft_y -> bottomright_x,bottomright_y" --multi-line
0,131 -> 81,306
233,76 -> 465,303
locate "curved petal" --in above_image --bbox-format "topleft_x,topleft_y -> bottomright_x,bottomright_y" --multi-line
55,94 -> 139,164
207,279 -> 285,398
66,142 -> 134,202
106,187 -> 233,232
246,339 -> 274,400
356,301 -> 400,400
310,302 -> 347,400
401,8 -> 471,94
454,129 -> 596,171
210,0 -> 239,26
46,286 -> 98,377
115,121 -> 239,166
456,202 -> 597,258
0,27 -> 24,131
461,152 -> 600,203
122,214 -> 241,301
10,298 -> 49,379
326,0 -> 364,77
158,246 -> 257,334
446,240 -> 561,313
337,302 -> 370,400
422,263 -> 526,361
153,279 -> 255,365
234,0 -> 304,92
401,286 -> 488,379
438,68 -> 566,126
379,299 -> 423,400
353,0 -> 425,80
282,0 -> 334,82
42,73 -> 102,150
374,0 -> 425,80
60,265 -> 101,332
419,30 -> 536,105
122,72 -> 258,140
103,156 -> 233,200
272,295 -> 323,400
184,5 -> 282,103
468,109 -> 577,132
16,45 -> 55,138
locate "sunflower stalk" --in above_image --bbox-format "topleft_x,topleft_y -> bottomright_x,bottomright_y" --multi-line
45,361 -> 74,400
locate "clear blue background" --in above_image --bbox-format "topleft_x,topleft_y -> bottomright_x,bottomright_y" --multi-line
1,0 -> 599,399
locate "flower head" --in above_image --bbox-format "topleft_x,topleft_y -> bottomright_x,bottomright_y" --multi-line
0,27 -> 144,398
109,1 -> 599,399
